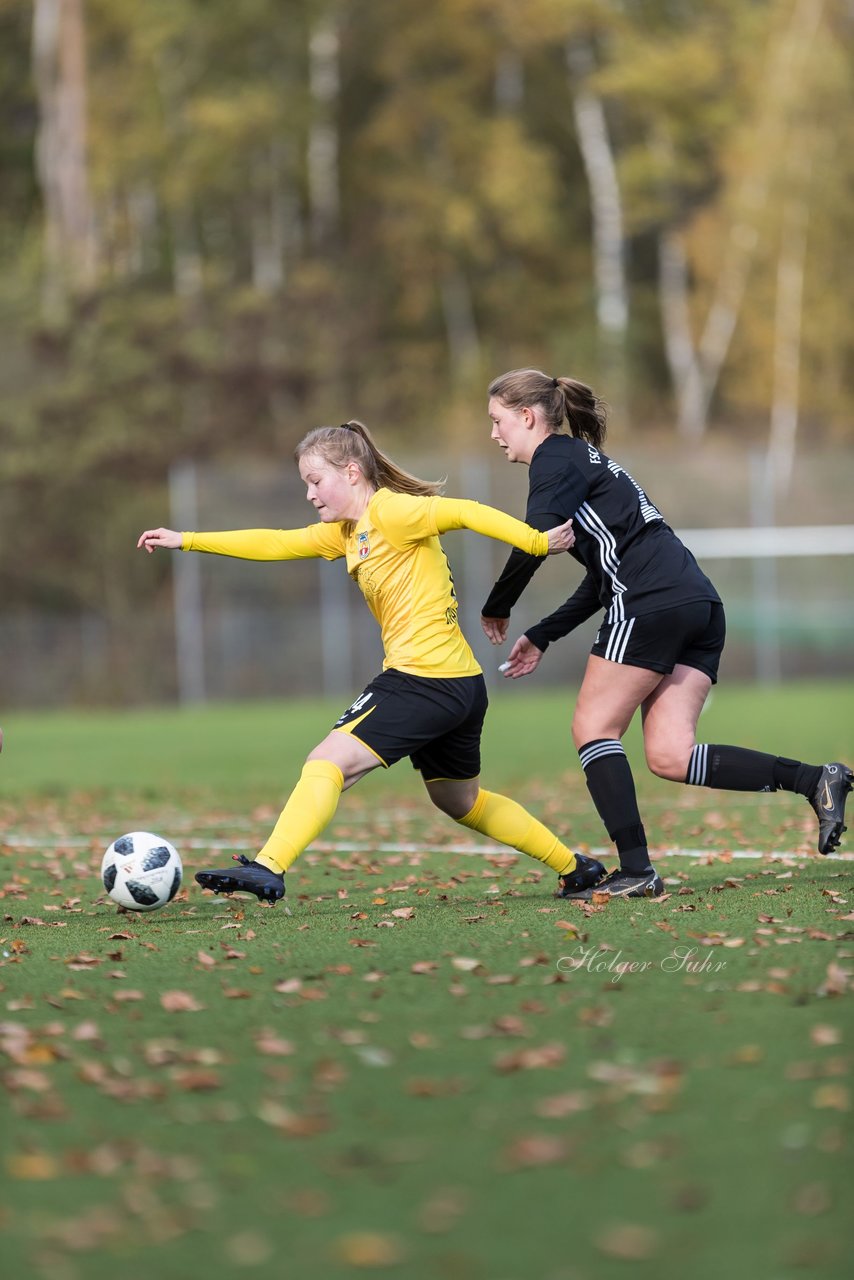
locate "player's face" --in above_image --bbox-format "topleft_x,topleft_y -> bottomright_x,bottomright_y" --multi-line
299,453 -> 360,522
488,397 -> 535,463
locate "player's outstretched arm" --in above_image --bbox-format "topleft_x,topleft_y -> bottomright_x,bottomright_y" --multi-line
138,527 -> 182,553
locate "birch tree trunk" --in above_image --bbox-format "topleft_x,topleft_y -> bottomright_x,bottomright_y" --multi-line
440,268 -> 482,391
251,143 -> 287,294
659,0 -> 825,439
566,40 -> 627,412
767,181 -> 811,496
658,227 -> 705,435
32,0 -> 96,318
494,49 -> 523,112
308,14 -> 340,246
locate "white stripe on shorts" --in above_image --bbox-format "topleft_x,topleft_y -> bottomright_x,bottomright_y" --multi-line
604,616 -> 635,664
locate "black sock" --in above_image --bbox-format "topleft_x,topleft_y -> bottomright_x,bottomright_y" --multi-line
686,745 -> 821,797
792,762 -> 823,797
578,739 -> 651,874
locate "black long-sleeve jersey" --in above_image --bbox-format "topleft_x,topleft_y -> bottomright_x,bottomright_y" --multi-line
482,434 -> 720,652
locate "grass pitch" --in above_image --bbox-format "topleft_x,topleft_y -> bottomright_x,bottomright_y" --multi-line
1,681 -> 852,1280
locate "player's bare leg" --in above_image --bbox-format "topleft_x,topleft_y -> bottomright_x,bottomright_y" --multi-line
195,733 -> 381,903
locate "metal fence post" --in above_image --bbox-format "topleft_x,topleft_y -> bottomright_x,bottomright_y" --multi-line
750,451 -> 781,684
169,460 -> 207,704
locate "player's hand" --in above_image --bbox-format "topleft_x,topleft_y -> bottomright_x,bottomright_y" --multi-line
545,518 -> 574,554
481,615 -> 510,645
500,634 -> 543,679
138,527 -> 182,553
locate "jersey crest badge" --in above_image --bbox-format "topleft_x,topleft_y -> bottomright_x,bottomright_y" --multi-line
357,531 -> 371,560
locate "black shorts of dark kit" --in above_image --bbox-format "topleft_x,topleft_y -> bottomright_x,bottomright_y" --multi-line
591,601 -> 726,684
331,669 -> 489,780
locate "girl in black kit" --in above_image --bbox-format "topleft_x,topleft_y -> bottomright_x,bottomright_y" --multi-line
481,367 -> 852,899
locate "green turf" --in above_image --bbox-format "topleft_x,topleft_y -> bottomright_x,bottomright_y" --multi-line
1,683 -> 852,1279
2,679 -> 853,801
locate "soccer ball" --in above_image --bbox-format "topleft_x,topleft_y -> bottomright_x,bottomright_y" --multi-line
101,831 -> 183,912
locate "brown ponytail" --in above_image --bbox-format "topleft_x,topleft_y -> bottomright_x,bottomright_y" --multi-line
488,367 -> 607,448
295,421 -> 445,496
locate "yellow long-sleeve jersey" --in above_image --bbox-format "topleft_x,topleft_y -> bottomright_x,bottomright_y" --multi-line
182,489 -> 549,678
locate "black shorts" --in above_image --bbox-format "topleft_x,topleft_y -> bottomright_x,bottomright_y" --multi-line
591,601 -> 726,684
331,669 -> 489,780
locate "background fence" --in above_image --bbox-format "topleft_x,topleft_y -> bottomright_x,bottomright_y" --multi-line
4,444 -> 853,708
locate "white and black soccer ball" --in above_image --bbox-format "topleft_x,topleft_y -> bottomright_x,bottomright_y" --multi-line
101,831 -> 183,912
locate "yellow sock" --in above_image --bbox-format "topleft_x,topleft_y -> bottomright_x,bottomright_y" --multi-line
255,760 -> 344,873
456,789 -> 577,875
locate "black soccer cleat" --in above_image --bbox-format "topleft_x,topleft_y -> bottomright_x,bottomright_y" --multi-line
562,865 -> 664,900
809,762 -> 853,855
556,853 -> 606,898
195,854 -> 286,903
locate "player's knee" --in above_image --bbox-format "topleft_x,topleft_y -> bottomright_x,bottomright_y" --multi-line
434,796 -> 468,820
571,709 -> 594,750
572,711 -> 618,750
426,779 -> 479,820
645,738 -> 691,781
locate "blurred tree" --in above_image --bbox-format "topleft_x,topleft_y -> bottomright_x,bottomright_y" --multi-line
32,0 -> 96,317
0,0 -> 851,692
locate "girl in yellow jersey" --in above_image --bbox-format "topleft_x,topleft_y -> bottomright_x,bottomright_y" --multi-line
138,422 -> 605,903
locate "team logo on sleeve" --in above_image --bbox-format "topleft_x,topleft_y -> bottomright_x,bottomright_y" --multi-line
357,531 -> 371,559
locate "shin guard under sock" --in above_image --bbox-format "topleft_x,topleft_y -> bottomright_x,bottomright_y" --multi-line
687,745 -> 821,796
255,760 -> 344,872
457,789 -> 577,875
578,739 -> 651,874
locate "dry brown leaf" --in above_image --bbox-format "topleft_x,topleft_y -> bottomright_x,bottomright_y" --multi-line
818,962 -> 849,996
417,1188 -> 468,1234
494,1043 -> 565,1073
225,1232 -> 274,1266
812,1084 -> 849,1111
172,1068 -> 222,1091
6,1151 -> 60,1180
535,1091 -> 591,1118
274,977 -> 302,993
160,990 -> 204,1013
4,1068 -> 52,1092
810,1024 -> 842,1047
406,1076 -> 465,1097
595,1223 -> 659,1260
729,1044 -> 764,1065
333,1232 -> 404,1267
255,1030 -> 295,1056
502,1134 -> 568,1170
64,954 -> 101,970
